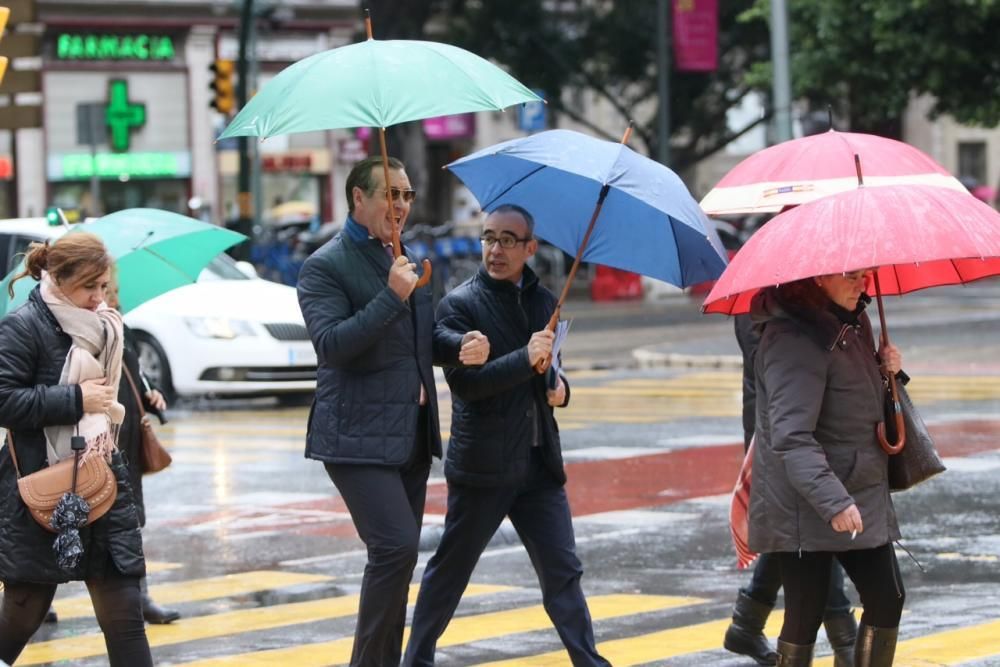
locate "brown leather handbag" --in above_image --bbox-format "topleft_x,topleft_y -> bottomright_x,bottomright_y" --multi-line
122,366 -> 172,475
7,431 -> 118,532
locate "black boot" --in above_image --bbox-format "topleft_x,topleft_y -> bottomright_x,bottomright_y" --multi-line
140,577 -> 180,625
776,639 -> 814,666
824,611 -> 858,667
723,591 -> 778,665
43,605 -> 58,623
854,622 -> 898,667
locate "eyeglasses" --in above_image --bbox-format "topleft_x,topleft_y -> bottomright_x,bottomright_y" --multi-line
480,233 -> 532,249
373,187 -> 417,203
841,269 -> 872,282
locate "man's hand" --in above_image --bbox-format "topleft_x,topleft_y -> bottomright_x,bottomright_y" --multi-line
527,329 -> 554,367
388,255 -> 418,300
80,378 -> 115,413
459,331 -> 490,366
879,342 -> 903,375
547,376 -> 567,406
831,504 -> 863,535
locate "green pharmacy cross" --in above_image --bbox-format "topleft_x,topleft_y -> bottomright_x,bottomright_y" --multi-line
105,80 -> 146,152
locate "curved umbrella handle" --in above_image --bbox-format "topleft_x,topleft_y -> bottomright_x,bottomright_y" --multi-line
876,415 -> 906,455
416,259 -> 432,288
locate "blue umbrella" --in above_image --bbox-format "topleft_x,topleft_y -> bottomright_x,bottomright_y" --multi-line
447,128 -> 728,290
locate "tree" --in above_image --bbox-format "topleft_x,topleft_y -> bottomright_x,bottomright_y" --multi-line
746,0 -> 1000,137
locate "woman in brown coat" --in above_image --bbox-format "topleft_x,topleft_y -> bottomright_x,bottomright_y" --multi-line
749,269 -> 905,666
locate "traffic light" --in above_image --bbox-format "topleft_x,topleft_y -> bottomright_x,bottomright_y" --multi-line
209,59 -> 235,115
1,6 -> 10,87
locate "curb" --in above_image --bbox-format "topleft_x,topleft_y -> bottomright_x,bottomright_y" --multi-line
632,347 -> 742,370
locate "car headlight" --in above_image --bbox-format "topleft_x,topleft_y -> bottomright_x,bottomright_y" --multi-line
184,317 -> 257,339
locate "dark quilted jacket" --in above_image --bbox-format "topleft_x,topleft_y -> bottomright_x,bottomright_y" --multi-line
0,287 -> 145,583
434,266 -> 568,488
297,231 -> 457,466
748,288 -> 900,554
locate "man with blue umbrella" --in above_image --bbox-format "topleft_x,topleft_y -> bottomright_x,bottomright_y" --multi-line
297,156 -> 490,666
404,205 -> 610,667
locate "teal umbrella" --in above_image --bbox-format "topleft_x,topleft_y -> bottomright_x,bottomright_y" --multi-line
218,12 -> 542,287
1,208 -> 247,315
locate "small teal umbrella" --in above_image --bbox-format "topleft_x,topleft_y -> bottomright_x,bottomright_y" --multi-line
1,208 -> 246,315
218,13 -> 541,288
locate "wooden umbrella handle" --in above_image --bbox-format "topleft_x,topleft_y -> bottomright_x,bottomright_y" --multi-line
533,308 -> 561,374
871,270 -> 906,455
380,128 -> 433,290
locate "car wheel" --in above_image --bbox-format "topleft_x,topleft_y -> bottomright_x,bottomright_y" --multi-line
133,332 -> 176,403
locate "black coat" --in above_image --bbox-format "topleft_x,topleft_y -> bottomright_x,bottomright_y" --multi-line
0,287 -> 145,583
434,266 -> 568,488
748,288 -> 900,553
297,231 -> 458,466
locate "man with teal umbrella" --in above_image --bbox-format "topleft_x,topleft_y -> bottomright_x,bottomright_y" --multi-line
297,156 -> 490,665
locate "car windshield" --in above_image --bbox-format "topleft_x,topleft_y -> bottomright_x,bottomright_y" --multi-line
199,254 -> 252,281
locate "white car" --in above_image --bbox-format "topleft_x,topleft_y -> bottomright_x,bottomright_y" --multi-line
0,217 -> 317,400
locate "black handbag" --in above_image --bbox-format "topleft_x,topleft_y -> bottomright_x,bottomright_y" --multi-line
883,380 -> 946,491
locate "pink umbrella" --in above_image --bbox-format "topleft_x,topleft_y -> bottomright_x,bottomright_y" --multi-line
700,130 -> 966,215
703,183 -> 1000,453
972,184 -> 997,205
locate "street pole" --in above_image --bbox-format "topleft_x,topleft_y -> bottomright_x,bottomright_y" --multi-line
770,0 -> 793,143
87,105 -> 102,216
656,0 -> 671,166
235,0 -> 254,260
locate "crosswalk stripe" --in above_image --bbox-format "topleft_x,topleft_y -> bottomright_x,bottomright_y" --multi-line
177,594 -> 704,667
19,584 -> 511,665
814,619 -> 1000,666
52,570 -> 332,620
475,612 -> 783,666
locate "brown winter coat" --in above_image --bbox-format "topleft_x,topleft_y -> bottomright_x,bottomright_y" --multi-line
748,288 -> 900,554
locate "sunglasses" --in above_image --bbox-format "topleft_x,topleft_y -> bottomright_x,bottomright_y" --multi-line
373,187 -> 417,203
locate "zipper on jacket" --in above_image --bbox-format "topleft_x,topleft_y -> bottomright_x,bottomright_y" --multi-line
827,324 -> 852,351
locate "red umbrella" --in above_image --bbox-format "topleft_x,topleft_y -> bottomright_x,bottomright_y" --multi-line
703,183 -> 1000,453
703,185 -> 1000,316
700,130 -> 966,216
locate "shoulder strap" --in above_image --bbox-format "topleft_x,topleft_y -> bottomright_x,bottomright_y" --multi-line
5,429 -> 23,478
121,365 -> 147,419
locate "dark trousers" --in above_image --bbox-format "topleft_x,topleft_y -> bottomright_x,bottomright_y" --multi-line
325,442 -> 430,667
745,551 -> 852,616
0,576 -> 152,666
777,543 -> 905,644
404,449 -> 609,667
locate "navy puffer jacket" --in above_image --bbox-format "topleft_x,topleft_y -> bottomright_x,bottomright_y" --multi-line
434,266 -> 568,488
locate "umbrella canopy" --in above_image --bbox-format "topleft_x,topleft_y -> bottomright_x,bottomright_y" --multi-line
700,130 -> 967,215
447,129 -> 728,287
218,38 -> 541,140
2,209 -> 246,315
703,184 -> 1000,315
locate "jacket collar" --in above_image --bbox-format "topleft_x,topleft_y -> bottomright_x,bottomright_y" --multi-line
476,264 -> 540,295
751,287 -> 870,351
28,285 -> 62,331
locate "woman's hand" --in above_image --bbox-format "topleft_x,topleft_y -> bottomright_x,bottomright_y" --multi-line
80,378 -> 115,413
145,389 -> 167,412
879,342 -> 903,375
831,504 -> 863,536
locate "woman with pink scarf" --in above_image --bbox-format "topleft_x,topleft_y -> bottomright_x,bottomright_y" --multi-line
0,232 -> 152,666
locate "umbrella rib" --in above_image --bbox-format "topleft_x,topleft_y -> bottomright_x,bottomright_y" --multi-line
138,247 -> 201,282
479,163 -> 549,209
421,44 -> 513,110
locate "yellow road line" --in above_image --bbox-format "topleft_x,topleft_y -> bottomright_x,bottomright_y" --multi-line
815,619 -> 1000,666
20,584 -> 509,665
52,570 -> 332,620
146,560 -> 182,574
476,612 -> 783,666
178,594 -> 703,667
